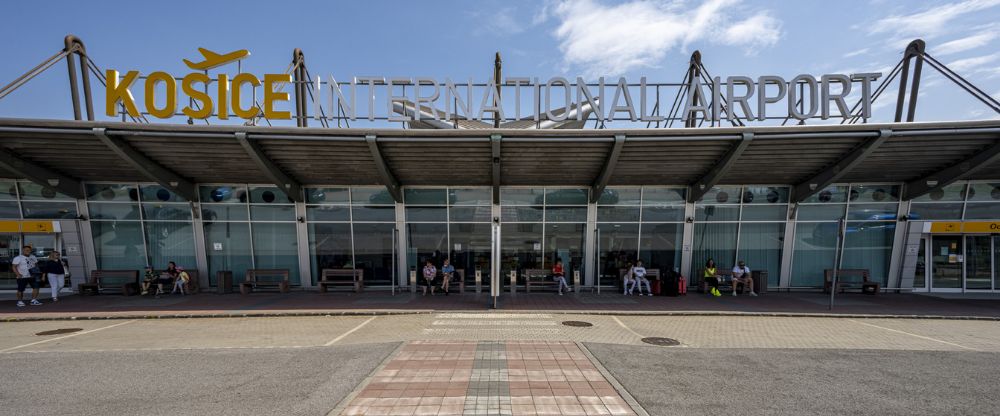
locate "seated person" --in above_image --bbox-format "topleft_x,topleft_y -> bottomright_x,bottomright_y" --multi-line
703,259 -> 722,297
440,258 -> 455,296
171,267 -> 191,295
552,260 -> 571,295
633,260 -> 652,296
141,265 -> 157,295
731,260 -> 758,296
421,260 -> 437,296
622,262 -> 637,295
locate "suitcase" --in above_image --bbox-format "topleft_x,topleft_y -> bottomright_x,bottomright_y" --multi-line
678,275 -> 687,295
651,278 -> 661,295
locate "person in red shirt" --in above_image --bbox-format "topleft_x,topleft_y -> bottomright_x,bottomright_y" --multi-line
552,260 -> 571,295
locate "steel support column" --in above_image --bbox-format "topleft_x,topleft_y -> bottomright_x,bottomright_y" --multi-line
792,129 -> 893,202
235,132 -> 303,202
894,40 -> 926,123
491,133 -> 501,203
0,148 -> 84,199
904,138 -> 1000,200
688,132 -> 753,202
92,127 -> 198,201
590,134 -> 625,203
365,134 -> 403,203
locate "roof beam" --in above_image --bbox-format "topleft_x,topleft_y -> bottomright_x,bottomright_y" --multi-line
365,134 -> 402,203
235,132 -> 303,202
92,127 -> 198,202
590,134 -> 626,203
904,137 -> 1000,200
491,133 -> 501,203
688,132 -> 753,203
0,148 -> 84,199
792,129 -> 893,203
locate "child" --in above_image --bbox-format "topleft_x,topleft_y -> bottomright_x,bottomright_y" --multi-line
552,260 -> 570,295
171,267 -> 190,295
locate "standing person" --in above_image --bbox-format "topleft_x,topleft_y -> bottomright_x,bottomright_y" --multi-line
421,260 -> 437,296
13,245 -> 41,307
440,258 -> 455,296
552,259 -> 571,295
731,260 -> 758,297
633,260 -> 652,296
622,261 -> 636,295
703,258 -> 722,297
44,251 -> 69,302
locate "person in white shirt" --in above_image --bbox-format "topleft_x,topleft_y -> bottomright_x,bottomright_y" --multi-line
12,245 -> 42,307
731,260 -> 758,297
633,260 -> 652,296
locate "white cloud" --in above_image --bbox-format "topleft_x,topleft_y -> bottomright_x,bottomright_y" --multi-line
869,0 -> 1000,39
842,48 -> 870,58
469,7 -> 525,36
548,0 -> 782,76
935,32 -> 998,55
947,52 -> 1000,72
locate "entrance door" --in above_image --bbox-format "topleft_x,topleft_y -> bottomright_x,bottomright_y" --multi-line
965,235 -> 992,291
930,236 -> 962,290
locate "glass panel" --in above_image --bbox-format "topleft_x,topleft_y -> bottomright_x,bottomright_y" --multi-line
250,205 -> 296,221
641,206 -> 685,222
306,205 -> 350,222
251,222 -> 300,285
597,187 -> 641,205
308,223 -> 353,285
353,223 -> 396,286
405,207 -> 448,222
914,239 -> 926,289
965,182 -> 1000,202
908,203 -> 963,220
88,202 -> 140,220
449,206 -> 492,222
737,223 -> 785,288
0,180 -> 17,200
141,203 -> 191,221
639,223 -> 683,275
741,186 -> 789,204
407,223 -> 448,273
201,205 -> 249,222
740,205 -> 787,221
306,187 -> 350,204
140,185 -> 186,202
965,236 -> 992,290
249,186 -> 291,204
0,201 -> 20,218
351,187 -> 395,205
544,188 -> 588,205
199,185 -> 248,204
841,221 -> 895,286
204,221 -> 253,286
801,185 -> 847,203
144,222 -> 196,271
23,234 -> 56,259
912,183 -> 966,202
91,221 -> 146,271
21,202 -> 77,219
352,205 -> 396,222
995,236 -> 1000,291
849,184 -> 900,203
86,183 -> 138,202
797,204 -> 846,221
0,233 -> 21,290
697,186 -> 741,204
931,236 -> 962,289
501,206 -> 543,222
693,223 -> 738,273
404,188 -> 448,205
449,188 -> 492,206
501,188 -> 545,205
545,223 -> 586,278
790,222 -> 839,287
963,203 -> 1000,220
19,181 -> 75,200
642,187 -> 686,204
500,223 -> 543,286
597,206 -> 640,222
695,205 -> 740,222
597,223 -> 639,287
847,203 -> 898,221
449,223 -> 492,287
544,207 -> 587,222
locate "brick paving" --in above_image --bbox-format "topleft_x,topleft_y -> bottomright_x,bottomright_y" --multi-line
340,341 -> 636,416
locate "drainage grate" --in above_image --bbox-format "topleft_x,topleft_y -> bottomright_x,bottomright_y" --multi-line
36,328 -> 83,336
641,337 -> 681,346
562,321 -> 593,327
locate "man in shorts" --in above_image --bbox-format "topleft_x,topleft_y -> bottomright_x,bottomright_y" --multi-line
13,245 -> 42,307
731,260 -> 758,297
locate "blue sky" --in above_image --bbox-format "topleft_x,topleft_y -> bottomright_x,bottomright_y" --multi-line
1,0 -> 998,126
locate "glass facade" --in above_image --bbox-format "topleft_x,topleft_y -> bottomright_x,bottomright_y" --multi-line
596,187 -> 683,288
404,187 -> 492,288
501,188 -> 587,287
306,186 -> 397,286
909,182 -> 1000,221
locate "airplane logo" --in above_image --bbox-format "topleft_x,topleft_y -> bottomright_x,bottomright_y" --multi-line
183,48 -> 251,71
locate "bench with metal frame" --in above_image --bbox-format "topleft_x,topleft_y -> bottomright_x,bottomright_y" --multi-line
78,270 -> 139,296
240,269 -> 291,295
824,269 -> 879,294
524,268 -> 562,293
618,268 -> 661,293
696,269 -> 749,294
318,268 -> 363,293
440,269 -> 466,294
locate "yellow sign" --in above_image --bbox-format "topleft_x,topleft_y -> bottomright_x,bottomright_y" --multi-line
930,221 -> 1000,233
0,221 -> 19,233
0,221 -> 56,233
930,222 -> 961,233
106,48 -> 291,121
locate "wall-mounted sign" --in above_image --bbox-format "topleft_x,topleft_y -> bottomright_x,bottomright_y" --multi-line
0,220 -> 59,233
929,221 -> 1000,233
213,242 -> 223,251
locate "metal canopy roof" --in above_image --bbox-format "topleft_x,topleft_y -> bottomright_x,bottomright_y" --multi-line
0,118 -> 998,202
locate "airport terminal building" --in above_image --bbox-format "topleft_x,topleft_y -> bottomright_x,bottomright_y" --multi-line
0,38 -> 998,295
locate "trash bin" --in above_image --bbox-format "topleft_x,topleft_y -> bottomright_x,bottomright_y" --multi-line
216,270 -> 233,294
752,270 -> 767,295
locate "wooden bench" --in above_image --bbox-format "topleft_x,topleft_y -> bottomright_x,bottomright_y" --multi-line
525,268 -> 560,293
240,269 -> 291,295
318,269 -> 363,293
696,269 -> 748,294
78,270 -> 139,296
440,269 -> 466,294
618,268 -> 661,292
824,269 -> 879,294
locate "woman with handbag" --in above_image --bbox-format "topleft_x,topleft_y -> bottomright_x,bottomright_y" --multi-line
44,251 -> 69,302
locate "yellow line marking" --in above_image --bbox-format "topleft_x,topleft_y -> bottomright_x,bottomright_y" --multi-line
849,319 -> 979,351
0,320 -> 136,353
324,316 -> 377,346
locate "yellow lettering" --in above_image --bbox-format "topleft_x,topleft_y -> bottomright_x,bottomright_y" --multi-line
181,73 -> 213,119
231,73 -> 261,119
217,74 -> 229,120
263,74 -> 292,120
144,71 -> 176,119
105,70 -> 140,117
